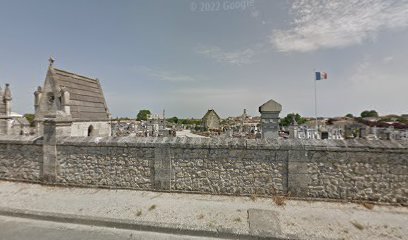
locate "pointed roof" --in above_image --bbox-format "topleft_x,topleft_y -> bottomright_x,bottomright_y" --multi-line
4,84 -> 11,100
48,67 -> 110,121
202,109 -> 220,120
259,99 -> 282,113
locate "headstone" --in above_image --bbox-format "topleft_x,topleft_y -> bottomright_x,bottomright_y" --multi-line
289,115 -> 298,139
259,99 -> 282,139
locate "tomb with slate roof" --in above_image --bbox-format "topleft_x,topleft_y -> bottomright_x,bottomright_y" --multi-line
34,58 -> 111,136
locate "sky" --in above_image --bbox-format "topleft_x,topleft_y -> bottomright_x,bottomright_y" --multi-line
0,0 -> 407,119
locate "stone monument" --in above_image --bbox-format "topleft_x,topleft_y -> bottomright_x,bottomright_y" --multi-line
0,84 -> 30,135
259,99 -> 282,139
202,109 -> 221,131
289,114 -> 298,139
34,58 -> 111,137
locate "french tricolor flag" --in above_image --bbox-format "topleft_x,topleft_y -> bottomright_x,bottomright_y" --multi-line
315,72 -> 328,80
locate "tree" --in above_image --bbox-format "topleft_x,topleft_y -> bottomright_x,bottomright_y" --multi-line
167,116 -> 179,124
345,113 -> 353,118
280,113 -> 306,127
23,113 -> 35,127
179,118 -> 201,125
360,110 -> 378,118
136,110 -> 151,121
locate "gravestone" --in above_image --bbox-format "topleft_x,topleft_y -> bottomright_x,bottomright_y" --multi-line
259,99 -> 282,139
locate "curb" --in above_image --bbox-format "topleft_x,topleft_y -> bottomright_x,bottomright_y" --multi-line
0,207 -> 291,240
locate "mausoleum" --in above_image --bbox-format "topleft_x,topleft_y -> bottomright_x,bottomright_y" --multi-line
34,58 -> 111,137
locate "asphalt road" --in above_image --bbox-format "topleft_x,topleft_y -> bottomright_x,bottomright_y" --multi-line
0,215 -> 220,240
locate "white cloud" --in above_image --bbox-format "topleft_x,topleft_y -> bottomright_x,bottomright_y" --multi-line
133,66 -> 196,82
349,55 -> 408,98
195,45 -> 256,65
271,0 -> 408,52
383,56 -> 394,63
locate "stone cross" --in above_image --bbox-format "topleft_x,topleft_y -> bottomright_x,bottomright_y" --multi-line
49,57 -> 55,67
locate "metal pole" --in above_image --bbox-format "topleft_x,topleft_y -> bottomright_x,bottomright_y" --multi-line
314,70 -> 318,135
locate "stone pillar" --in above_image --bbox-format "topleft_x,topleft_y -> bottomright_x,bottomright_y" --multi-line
153,147 -> 171,190
4,84 -> 12,117
34,86 -> 42,113
259,99 -> 282,139
289,115 -> 298,139
35,121 -> 44,136
41,117 -> 58,183
289,126 -> 297,139
287,149 -> 310,197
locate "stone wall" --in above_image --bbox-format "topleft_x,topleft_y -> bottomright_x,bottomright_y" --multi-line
0,136 -> 42,182
170,147 -> 285,195
0,135 -> 406,204
287,140 -> 408,203
56,142 -> 152,189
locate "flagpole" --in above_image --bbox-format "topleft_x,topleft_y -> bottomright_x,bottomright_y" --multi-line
314,69 -> 318,134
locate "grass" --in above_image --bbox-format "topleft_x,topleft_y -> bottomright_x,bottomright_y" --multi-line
350,221 -> 364,230
250,193 -> 257,201
233,217 -> 241,222
361,202 -> 374,210
148,204 -> 156,211
272,195 -> 286,206
197,214 -> 204,220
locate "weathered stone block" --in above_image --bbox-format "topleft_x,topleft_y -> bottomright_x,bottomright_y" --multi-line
288,173 -> 310,197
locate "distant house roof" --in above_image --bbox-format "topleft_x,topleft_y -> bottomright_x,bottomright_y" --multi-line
259,99 -> 282,113
362,117 -> 379,122
202,109 -> 220,120
9,112 -> 23,117
49,67 -> 110,121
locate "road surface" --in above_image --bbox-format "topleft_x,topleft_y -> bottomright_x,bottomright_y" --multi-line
0,215 -> 220,240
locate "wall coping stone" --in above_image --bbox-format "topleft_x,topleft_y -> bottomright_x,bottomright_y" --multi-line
0,135 -> 43,145
0,135 -> 406,151
53,136 -> 408,152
